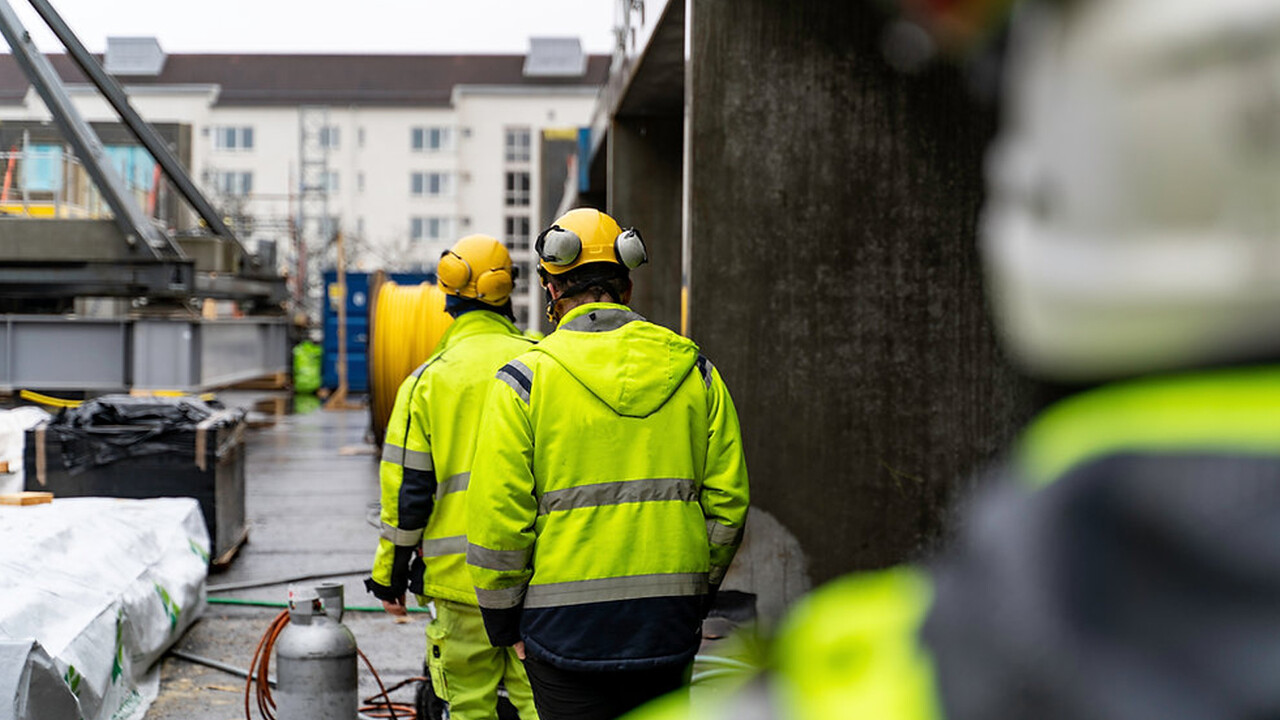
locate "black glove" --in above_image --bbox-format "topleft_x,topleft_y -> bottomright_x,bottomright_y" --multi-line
365,545 -> 419,601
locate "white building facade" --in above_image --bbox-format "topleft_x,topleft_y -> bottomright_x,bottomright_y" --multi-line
0,39 -> 605,330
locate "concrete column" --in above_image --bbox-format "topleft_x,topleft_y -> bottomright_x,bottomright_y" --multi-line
608,116 -> 684,332
687,0 -> 1042,583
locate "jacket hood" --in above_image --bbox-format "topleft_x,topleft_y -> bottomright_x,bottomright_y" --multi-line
433,308 -> 520,355
533,303 -> 699,418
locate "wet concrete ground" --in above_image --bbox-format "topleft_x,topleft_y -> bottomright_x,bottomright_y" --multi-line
143,398 -> 763,719
145,405 -> 428,719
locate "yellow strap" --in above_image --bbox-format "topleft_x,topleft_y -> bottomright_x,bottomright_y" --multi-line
19,389 -> 81,408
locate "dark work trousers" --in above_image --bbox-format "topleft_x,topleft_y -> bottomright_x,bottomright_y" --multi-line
522,656 -> 689,720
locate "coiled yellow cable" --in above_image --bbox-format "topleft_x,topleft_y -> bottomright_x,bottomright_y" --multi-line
368,281 -> 453,443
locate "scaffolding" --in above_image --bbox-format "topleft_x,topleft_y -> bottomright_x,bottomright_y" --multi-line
296,106 -> 333,322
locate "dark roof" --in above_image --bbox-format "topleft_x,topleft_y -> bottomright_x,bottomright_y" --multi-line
0,52 -> 610,107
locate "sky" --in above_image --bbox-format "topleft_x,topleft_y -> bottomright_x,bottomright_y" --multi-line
5,0 -> 618,55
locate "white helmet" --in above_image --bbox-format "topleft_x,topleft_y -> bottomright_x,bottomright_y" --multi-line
983,0 -> 1280,381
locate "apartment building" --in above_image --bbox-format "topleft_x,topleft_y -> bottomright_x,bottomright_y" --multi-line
0,37 -> 607,329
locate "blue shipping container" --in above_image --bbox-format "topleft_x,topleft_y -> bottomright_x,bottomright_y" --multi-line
322,270 -> 433,392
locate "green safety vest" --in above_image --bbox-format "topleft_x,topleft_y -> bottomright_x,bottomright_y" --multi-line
466,302 -> 750,670
371,310 -> 534,604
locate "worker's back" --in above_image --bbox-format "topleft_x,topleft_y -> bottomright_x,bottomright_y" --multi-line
472,302 -> 748,670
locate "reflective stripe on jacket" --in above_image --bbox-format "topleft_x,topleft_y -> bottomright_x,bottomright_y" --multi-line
1016,364 -> 1280,487
371,310 -> 534,604
466,302 -> 750,671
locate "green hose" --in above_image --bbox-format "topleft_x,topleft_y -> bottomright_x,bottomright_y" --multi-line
207,597 -> 432,613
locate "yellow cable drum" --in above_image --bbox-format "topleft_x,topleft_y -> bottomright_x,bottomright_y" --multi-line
368,279 -> 453,443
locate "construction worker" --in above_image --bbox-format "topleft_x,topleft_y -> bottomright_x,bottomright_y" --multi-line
464,208 -> 750,720
365,234 -> 539,720
626,0 -> 1280,717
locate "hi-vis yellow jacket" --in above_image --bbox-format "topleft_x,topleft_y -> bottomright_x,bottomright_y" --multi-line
466,303 -> 750,671
367,310 -> 534,605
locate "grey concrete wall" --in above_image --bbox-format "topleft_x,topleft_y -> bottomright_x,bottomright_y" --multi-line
721,506 -> 812,628
687,0 -> 1043,584
609,116 -> 684,333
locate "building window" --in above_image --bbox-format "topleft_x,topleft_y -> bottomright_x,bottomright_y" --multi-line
411,172 -> 454,198
232,215 -> 256,238
410,216 -> 454,242
514,260 -> 532,293
504,215 -> 531,250
412,126 -> 453,152
504,172 -> 530,207
357,217 -> 365,236
357,172 -> 365,193
319,126 -> 340,149
323,171 -> 340,193
214,171 -> 253,196
320,216 -> 340,239
214,126 -> 254,151
505,127 -> 531,163
358,127 -> 366,148
515,304 -> 530,327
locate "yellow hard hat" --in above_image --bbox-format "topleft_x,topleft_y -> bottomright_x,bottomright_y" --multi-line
436,234 -> 516,305
535,208 -> 648,276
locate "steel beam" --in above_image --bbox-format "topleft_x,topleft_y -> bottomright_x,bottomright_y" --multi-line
133,318 -> 289,390
0,218 -> 137,261
0,316 -> 130,390
0,315 -> 289,392
197,319 -> 289,388
0,261 -> 193,298
26,0 -> 258,268
194,274 -> 288,304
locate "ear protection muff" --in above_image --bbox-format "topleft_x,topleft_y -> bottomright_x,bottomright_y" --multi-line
536,224 -> 649,269
437,250 -> 473,293
614,227 -> 648,269
439,249 -> 514,301
474,265 -> 514,301
536,225 -> 581,267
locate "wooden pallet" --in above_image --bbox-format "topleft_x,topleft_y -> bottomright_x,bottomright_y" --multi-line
229,371 -> 290,391
0,491 -> 53,506
245,393 -> 290,428
211,526 -> 250,568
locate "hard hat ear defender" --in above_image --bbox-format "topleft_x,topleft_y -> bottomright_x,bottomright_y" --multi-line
536,224 -> 649,269
437,250 -> 473,293
614,227 -> 648,269
473,265 -> 514,301
438,248 -> 514,301
536,225 -> 581,267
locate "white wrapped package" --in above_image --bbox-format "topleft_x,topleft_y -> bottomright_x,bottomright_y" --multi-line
0,407 -> 50,495
0,639 -> 80,719
0,497 -> 208,720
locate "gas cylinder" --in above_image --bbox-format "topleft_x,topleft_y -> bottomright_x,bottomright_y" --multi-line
275,584 -> 358,720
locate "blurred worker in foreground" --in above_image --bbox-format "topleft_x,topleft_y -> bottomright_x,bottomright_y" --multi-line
629,0 -> 1280,717
465,208 -> 750,720
365,234 -> 538,720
